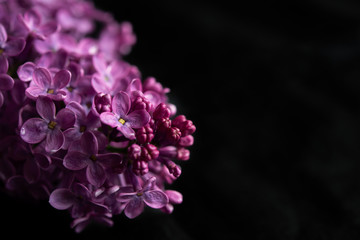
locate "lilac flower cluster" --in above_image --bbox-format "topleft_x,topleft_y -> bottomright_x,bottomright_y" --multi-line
0,0 -> 195,232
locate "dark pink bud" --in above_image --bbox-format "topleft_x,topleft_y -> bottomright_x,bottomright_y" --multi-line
140,144 -> 159,162
94,92 -> 112,114
146,143 -> 159,160
177,148 -> 190,161
132,160 -> 148,175
166,127 -> 181,144
178,135 -> 194,147
132,96 -> 151,112
156,118 -> 171,132
136,126 -> 154,144
153,103 -> 171,120
172,115 -> 187,127
128,144 -> 141,160
172,115 -> 196,136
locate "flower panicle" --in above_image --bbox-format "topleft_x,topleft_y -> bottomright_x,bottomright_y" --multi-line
0,0 -> 195,233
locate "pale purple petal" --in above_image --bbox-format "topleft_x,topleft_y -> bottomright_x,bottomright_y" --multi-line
124,197 -> 145,219
53,69 -> 71,89
23,10 -> 41,30
0,23 -> 7,43
86,162 -> 106,187
91,130 -> 107,150
100,112 -> 119,128
143,190 -> 169,209
80,131 -> 98,155
20,118 -> 47,144
47,89 -> 67,101
36,96 -> 55,121
17,62 -> 36,82
0,55 -> 8,73
49,188 -> 75,210
142,177 -> 156,192
0,73 -> 14,90
45,127 -> 64,152
4,38 -> 26,56
25,86 -> 46,100
56,108 -> 75,129
63,128 -> 81,149
63,151 -> 89,170
118,124 -> 135,140
33,67 -> 51,89
125,109 -> 150,129
127,78 -> 142,92
112,91 -> 130,117
66,101 -> 86,122
91,75 -> 111,93
86,110 -> 101,129
38,22 -> 58,37
93,55 -> 107,73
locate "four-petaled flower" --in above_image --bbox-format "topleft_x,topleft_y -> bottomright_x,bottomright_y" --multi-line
63,131 -> 124,187
117,177 -> 169,219
25,67 -> 71,101
20,96 -> 75,152
100,91 -> 150,140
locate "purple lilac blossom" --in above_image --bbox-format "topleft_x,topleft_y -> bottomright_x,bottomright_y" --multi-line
0,0 -> 196,233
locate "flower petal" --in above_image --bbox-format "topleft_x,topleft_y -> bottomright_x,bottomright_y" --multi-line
86,162 -> 106,187
5,37 -> 26,56
33,67 -> 51,89
124,197 -> 145,219
53,69 -> 71,89
45,127 -> 64,152
63,151 -> 88,170
66,101 -> 86,123
0,55 -> 8,73
126,109 -> 150,129
80,131 -> 98,155
100,112 -> 119,128
17,62 -> 36,82
63,128 -> 81,150
0,92 -> 3,108
0,73 -> 14,90
25,86 -> 46,100
49,188 -> 75,210
20,118 -> 47,144
118,124 -> 135,140
38,22 -> 58,37
56,108 -> 75,129
97,153 -> 123,172
143,190 -> 169,209
112,91 -> 130,117
0,23 -> 7,44
165,190 -> 183,204
36,96 -> 55,121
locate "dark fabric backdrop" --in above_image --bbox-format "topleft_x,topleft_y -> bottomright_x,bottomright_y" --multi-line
3,0 -> 360,239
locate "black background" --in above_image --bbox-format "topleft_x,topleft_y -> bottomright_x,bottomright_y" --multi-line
4,0 -> 360,239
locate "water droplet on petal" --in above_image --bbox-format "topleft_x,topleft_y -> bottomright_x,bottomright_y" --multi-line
20,127 -> 25,136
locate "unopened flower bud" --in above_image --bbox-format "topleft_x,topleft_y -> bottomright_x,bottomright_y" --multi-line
136,126 -> 154,144
165,127 -> 181,144
156,117 -> 171,132
177,148 -> 190,161
172,115 -> 195,136
94,93 -> 112,114
153,103 -> 170,120
132,95 -> 151,112
128,144 -> 141,160
178,135 -> 194,147
132,160 -> 148,175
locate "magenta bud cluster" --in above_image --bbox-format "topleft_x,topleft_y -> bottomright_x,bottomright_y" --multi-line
0,0 -> 195,233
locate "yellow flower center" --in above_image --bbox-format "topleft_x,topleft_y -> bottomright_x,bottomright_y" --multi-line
79,125 -> 87,133
90,154 -> 97,161
48,121 -> 57,130
66,86 -> 74,92
118,118 -> 125,125
136,192 -> 143,197
0,49 -> 3,55
47,89 -> 54,94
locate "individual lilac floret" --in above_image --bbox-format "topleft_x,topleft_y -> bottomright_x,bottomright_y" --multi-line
17,9 -> 59,40
20,96 -> 75,152
100,91 -> 150,140
49,182 -> 109,218
0,23 -> 26,60
25,67 -> 71,100
117,177 -> 168,219
63,131 -> 124,187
